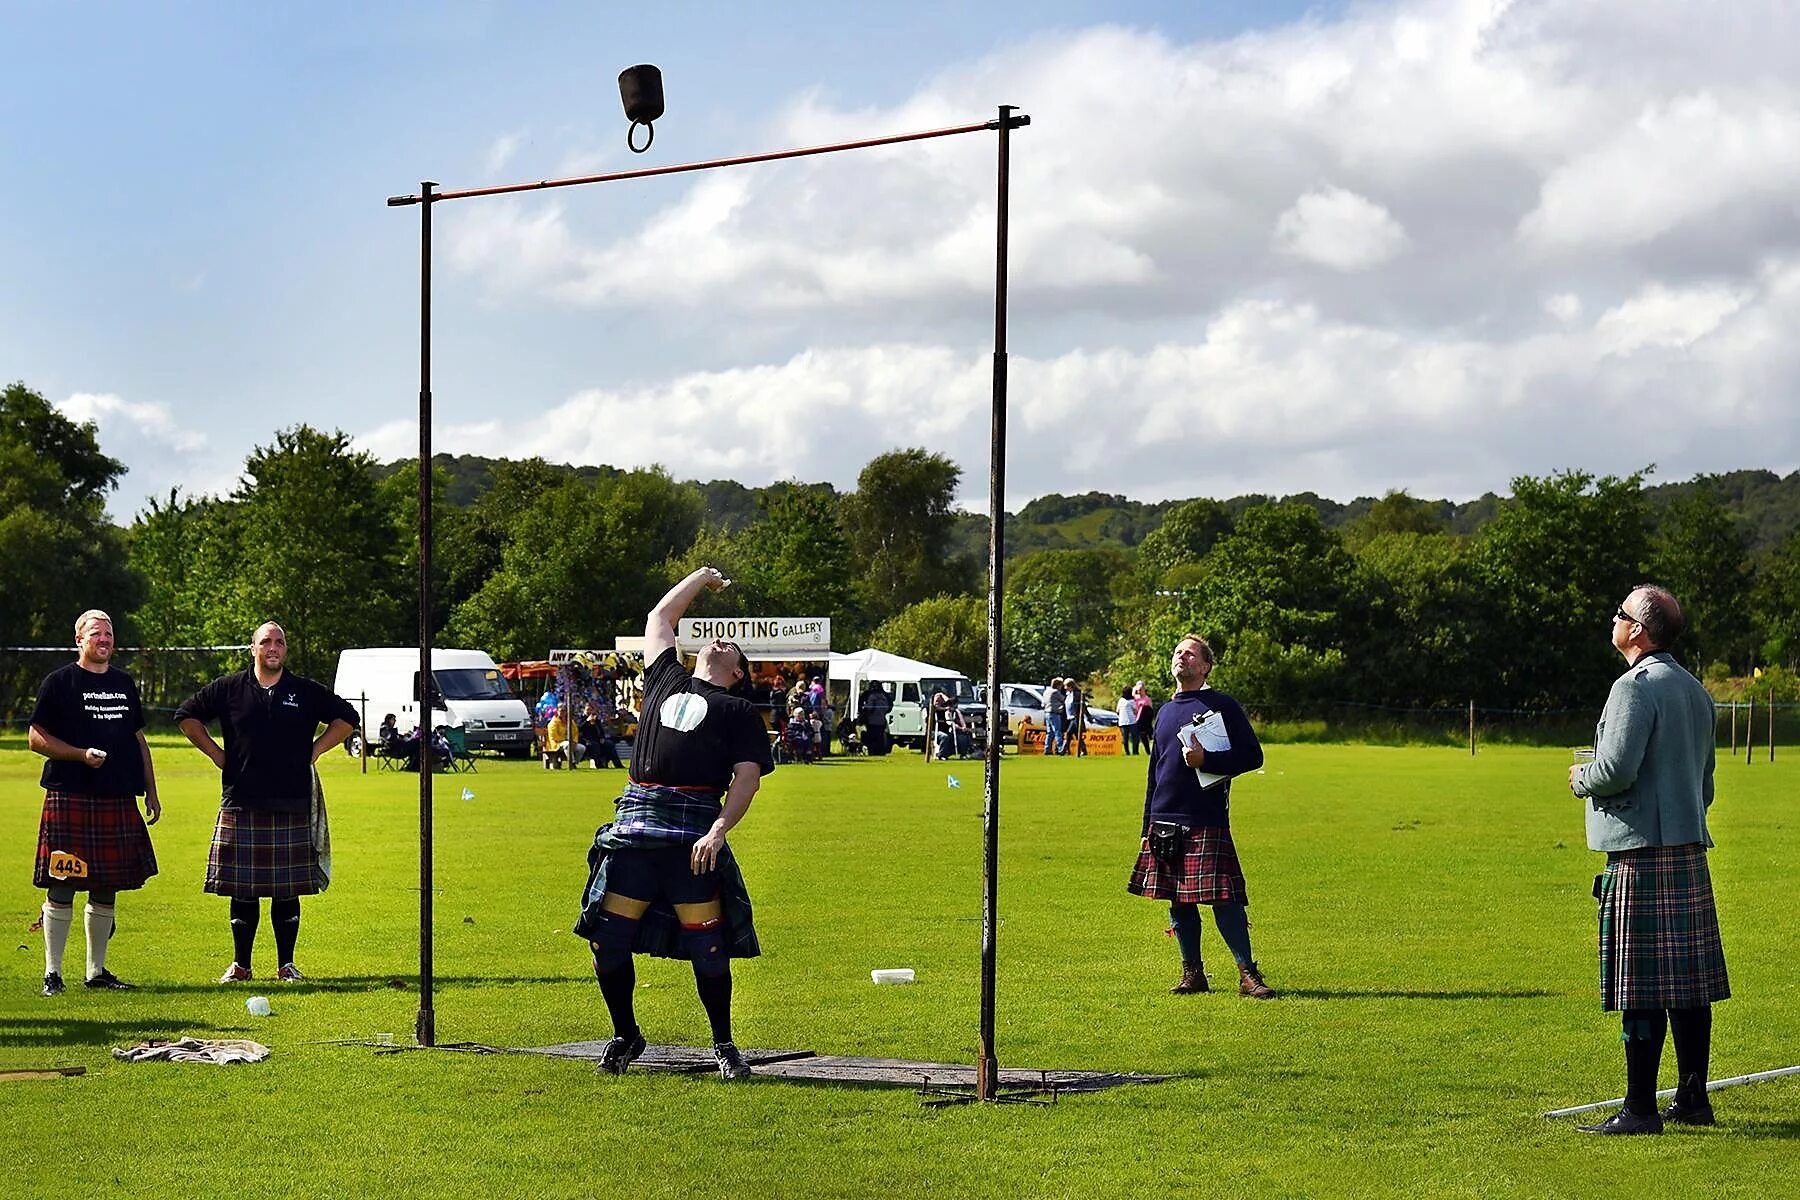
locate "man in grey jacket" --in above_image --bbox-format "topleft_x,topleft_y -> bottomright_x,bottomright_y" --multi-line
1566,584 -> 1728,1135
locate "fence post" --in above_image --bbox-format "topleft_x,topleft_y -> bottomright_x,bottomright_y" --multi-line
1769,695 -> 1775,763
1468,699 -> 1475,757
360,693 -> 369,774
1746,694 -> 1754,765
1729,702 -> 1737,755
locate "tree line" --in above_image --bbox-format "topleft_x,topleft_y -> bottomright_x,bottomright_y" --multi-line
6,379 -> 1800,724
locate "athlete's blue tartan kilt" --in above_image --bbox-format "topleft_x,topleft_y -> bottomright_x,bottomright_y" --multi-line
205,807 -> 322,899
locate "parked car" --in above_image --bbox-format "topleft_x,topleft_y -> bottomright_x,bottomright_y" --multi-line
976,682 -> 1118,729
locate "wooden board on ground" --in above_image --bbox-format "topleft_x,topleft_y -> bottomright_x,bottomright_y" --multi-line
1,1066 -> 86,1082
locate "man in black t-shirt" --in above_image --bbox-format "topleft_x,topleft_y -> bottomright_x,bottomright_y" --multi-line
28,609 -> 162,996
175,621 -> 357,985
572,566 -> 775,1081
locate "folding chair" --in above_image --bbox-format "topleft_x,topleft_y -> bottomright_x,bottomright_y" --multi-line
442,726 -> 478,772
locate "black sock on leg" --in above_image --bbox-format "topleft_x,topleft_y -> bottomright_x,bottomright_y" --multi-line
1622,1008 -> 1668,1115
596,958 -> 640,1041
694,964 -> 733,1044
229,899 -> 259,967
1669,1005 -> 1712,1099
272,898 -> 301,965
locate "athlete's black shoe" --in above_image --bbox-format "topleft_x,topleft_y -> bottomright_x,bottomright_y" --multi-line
42,972 -> 65,997
84,969 -> 135,991
597,1030 -> 646,1076
713,1041 -> 752,1081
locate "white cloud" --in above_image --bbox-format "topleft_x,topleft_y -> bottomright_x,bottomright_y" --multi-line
1518,90 -> 1800,251
59,392 -> 208,455
484,130 -> 526,177
56,392 -> 234,518
406,1 -> 1800,503
362,251 -> 1800,508
1545,292 -> 1583,322
1272,186 -> 1409,270
1593,282 -> 1746,356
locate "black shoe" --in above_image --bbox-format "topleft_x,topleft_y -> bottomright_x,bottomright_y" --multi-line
713,1041 -> 752,1081
1577,1108 -> 1663,1135
1656,1101 -> 1713,1129
84,969 -> 135,991
597,1030 -> 646,1076
42,972 -> 64,997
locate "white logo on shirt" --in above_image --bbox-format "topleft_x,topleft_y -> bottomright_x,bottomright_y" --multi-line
659,692 -> 707,733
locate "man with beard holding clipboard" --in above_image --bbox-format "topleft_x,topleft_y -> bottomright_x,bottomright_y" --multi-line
1127,632 -> 1275,999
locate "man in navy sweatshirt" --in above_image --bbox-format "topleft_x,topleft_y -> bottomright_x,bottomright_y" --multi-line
1127,632 -> 1274,998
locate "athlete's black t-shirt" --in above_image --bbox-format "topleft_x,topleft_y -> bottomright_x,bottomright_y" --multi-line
31,663 -> 148,795
174,669 -> 359,813
630,647 -> 774,790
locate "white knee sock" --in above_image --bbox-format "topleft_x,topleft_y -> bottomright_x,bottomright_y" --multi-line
43,903 -> 74,976
85,902 -> 116,979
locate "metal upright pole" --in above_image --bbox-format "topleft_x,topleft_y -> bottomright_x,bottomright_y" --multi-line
416,181 -> 438,1047
977,104 -> 1018,1103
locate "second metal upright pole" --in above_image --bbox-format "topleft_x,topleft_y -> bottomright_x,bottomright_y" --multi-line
416,181 -> 438,1048
977,105 -> 1018,1102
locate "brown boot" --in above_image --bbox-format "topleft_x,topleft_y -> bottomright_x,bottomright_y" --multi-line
1237,961 -> 1276,999
1171,961 -> 1209,994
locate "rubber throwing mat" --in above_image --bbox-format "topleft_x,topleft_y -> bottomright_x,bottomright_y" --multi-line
511,1041 -> 1166,1091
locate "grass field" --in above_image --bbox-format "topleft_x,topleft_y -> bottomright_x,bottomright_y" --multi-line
3,737 -> 1795,1198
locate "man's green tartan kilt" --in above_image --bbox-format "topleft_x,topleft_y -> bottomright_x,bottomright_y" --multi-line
1598,842 -> 1730,1011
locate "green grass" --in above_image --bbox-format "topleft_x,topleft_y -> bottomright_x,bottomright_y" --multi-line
3,738 -> 1796,1197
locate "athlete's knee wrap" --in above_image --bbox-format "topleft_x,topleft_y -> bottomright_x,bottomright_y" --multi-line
589,910 -> 637,973
680,920 -> 728,978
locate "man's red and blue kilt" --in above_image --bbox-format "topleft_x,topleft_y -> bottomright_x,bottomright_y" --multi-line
33,789 -> 158,891
205,807 -> 322,899
1127,824 -> 1248,905
1598,842 -> 1729,1011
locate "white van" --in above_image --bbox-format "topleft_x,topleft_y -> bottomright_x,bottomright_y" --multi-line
333,648 -> 536,757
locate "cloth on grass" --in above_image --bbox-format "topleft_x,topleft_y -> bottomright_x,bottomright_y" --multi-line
112,1038 -> 270,1065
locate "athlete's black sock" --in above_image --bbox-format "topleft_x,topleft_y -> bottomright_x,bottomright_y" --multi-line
271,897 -> 301,965
694,964 -> 733,1044
1622,1008 -> 1668,1115
596,958 -> 640,1041
1669,1005 -> 1712,1094
229,899 -> 259,966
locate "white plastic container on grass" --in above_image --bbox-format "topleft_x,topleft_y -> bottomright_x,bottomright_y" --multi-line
246,996 -> 272,1016
871,968 -> 915,985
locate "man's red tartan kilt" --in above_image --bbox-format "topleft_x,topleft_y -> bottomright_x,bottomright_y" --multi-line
1127,825 -> 1248,905
33,790 -> 158,891
205,807 -> 321,899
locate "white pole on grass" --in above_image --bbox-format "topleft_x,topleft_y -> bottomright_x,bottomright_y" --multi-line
1543,1065 -> 1800,1118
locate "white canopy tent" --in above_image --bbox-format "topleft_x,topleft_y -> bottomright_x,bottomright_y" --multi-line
828,648 -> 972,717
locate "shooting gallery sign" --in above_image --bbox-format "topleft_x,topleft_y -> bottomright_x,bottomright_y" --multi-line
677,617 -> 831,655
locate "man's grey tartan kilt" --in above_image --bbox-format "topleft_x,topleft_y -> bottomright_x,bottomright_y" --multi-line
1598,842 -> 1730,1011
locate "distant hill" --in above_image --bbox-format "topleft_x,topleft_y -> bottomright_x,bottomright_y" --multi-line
377,455 -> 1800,559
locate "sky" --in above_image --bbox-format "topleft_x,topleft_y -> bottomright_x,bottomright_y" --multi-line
5,0 -> 1799,521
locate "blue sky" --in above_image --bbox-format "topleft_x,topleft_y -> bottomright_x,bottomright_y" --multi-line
5,1 -> 1797,519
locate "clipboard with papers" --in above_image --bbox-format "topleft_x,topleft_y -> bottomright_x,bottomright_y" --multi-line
1175,710 -> 1231,789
